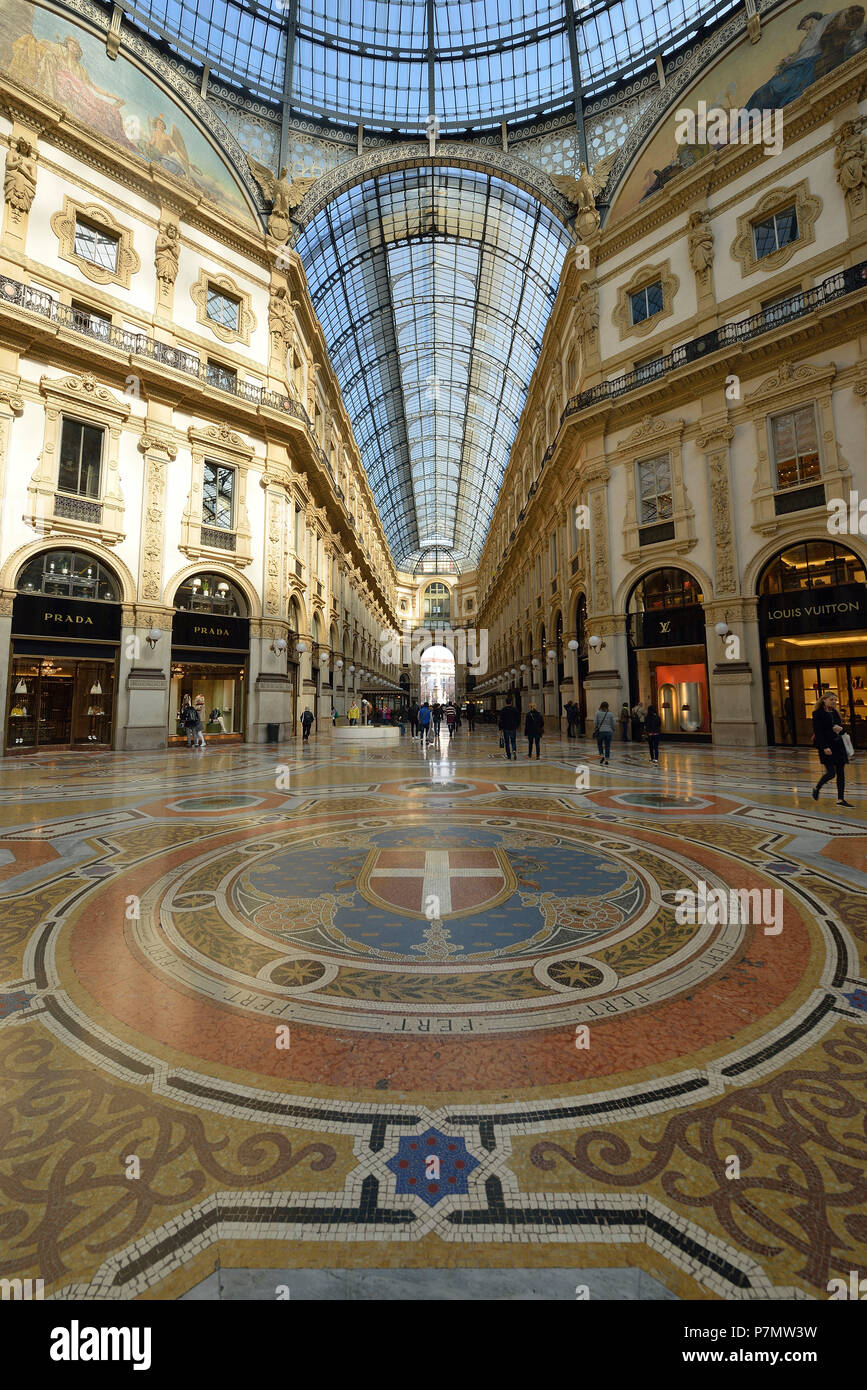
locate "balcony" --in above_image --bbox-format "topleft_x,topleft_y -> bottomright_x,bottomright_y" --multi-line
54,494 -> 102,524
201,526 -> 236,551
563,262 -> 867,421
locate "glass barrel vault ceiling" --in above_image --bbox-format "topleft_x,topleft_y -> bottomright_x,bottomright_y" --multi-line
117,0 -> 741,133
295,168 -> 572,570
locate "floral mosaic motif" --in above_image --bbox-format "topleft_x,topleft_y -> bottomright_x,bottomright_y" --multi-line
386,1129 -> 479,1207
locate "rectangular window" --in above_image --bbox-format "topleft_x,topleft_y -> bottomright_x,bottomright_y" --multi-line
753,206 -> 798,260
206,286 -> 240,331
58,417 -> 103,498
203,461 -> 235,530
637,454 -> 674,529
630,281 -> 664,326
771,406 -> 820,490
73,219 -> 119,272
206,359 -> 237,392
70,300 -> 111,338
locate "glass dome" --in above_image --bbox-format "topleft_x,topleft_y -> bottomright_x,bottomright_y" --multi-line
116,0 -> 741,134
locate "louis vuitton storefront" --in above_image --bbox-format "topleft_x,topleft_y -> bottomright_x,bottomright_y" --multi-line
6,549 -> 121,753
627,568 -> 711,739
759,541 -> 867,747
168,573 -> 249,744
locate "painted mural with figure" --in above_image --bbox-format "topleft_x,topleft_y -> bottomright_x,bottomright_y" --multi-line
1,0 -> 253,221
611,0 -> 867,219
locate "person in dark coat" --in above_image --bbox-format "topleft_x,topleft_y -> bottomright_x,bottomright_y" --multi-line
812,695 -> 852,805
409,702 -> 420,739
645,703 -> 661,765
498,697 -> 520,760
300,707 -> 314,742
524,703 -> 544,759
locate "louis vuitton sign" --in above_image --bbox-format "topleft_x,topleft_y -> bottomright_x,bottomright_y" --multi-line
631,603 -> 706,649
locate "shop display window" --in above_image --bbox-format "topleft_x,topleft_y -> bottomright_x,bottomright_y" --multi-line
8,658 -> 114,749
169,664 -> 245,738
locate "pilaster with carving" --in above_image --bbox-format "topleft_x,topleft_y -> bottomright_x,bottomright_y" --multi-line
137,433 -> 177,604
697,422 -> 737,598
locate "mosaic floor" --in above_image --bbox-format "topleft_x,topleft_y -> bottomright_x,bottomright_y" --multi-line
1,727 -> 865,1301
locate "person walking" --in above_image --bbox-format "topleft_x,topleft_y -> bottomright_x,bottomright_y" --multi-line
418,700 -> 432,751
525,703 -> 544,759
566,701 -> 580,739
631,699 -> 646,743
593,701 -> 616,765
811,694 -> 852,805
331,705 -> 338,727
645,703 -> 661,765
466,700 -> 476,732
300,707 -> 314,742
348,701 -> 360,726
445,701 -> 457,739
498,697 -> 520,761
432,702 -> 442,741
179,694 -> 196,747
619,702 -> 630,741
409,701 -> 420,739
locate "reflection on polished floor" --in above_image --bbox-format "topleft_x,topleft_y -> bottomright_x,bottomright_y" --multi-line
1,726 -> 866,1301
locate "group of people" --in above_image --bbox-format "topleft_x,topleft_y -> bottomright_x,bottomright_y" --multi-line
409,700 -> 470,747
592,701 -> 662,766
497,698 -> 545,760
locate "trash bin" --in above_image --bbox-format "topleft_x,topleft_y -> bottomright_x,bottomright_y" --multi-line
266,722 -> 279,743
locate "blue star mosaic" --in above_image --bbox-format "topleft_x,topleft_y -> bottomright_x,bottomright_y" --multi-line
386,1128 -> 480,1206
843,987 -> 867,1012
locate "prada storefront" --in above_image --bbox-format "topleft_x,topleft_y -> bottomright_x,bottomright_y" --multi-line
7,549 -> 121,752
169,573 -> 249,743
627,568 -> 711,738
759,541 -> 867,747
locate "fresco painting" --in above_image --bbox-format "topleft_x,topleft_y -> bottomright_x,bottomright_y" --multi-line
1,0 -> 252,220
611,0 -> 867,219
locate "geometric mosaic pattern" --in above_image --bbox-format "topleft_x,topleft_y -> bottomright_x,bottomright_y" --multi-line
1,732 -> 866,1299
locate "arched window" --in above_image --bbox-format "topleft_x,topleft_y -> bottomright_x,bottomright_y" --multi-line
174,572 -> 246,615
423,582 -> 450,625
758,541 -> 865,594
16,549 -> 120,603
629,568 -> 703,613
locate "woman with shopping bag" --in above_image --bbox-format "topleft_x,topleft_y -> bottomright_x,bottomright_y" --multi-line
811,694 -> 853,806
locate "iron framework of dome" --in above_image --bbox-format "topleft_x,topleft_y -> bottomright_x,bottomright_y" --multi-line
113,0 -> 741,136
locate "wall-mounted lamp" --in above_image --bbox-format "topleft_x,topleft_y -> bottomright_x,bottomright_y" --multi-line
547,649 -> 556,660
271,636 -> 288,655
588,634 -> 606,652
296,640 -> 308,654
519,663 -> 527,672
336,659 -> 344,669
320,651 -> 330,664
531,657 -> 540,668
567,639 -> 580,652
145,628 -> 162,651
714,615 -> 731,640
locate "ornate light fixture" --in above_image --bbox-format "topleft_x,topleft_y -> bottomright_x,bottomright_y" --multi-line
270,636 -> 287,654
588,634 -> 606,652
146,628 -> 162,650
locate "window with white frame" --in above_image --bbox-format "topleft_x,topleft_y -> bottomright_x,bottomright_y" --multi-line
770,406 -> 820,490
58,417 -> 103,498
630,281 -> 663,326
73,219 -> 119,272
637,454 -> 673,532
203,461 -> 235,530
206,284 -> 240,331
753,206 -> 798,261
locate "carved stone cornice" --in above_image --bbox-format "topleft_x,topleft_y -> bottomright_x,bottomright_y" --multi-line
139,432 -> 178,460
0,387 -> 24,414
744,359 -> 836,405
187,421 -> 253,460
696,422 -> 735,452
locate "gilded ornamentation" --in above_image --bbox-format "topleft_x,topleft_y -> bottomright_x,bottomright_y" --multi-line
246,158 -> 315,241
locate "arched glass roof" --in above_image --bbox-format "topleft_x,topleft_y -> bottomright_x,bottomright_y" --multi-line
295,166 -> 571,571
116,0 -> 740,133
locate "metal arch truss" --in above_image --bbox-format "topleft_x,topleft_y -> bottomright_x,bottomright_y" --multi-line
294,165 -> 572,574
117,0 -> 743,139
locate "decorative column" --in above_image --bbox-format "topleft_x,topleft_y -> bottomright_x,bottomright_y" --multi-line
582,467 -> 623,733
698,421 -> 762,746
122,432 -> 176,749
252,462 -> 294,741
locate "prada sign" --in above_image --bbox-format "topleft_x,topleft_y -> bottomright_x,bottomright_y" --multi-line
759,583 -> 867,638
632,603 -> 706,649
13,593 -> 121,641
172,610 -> 250,650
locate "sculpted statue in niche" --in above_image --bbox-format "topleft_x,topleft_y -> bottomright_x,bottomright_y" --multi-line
571,281 -> 599,345
687,210 -> 714,275
154,220 -> 180,286
835,121 -> 867,202
269,284 -> 293,357
4,136 -> 37,217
